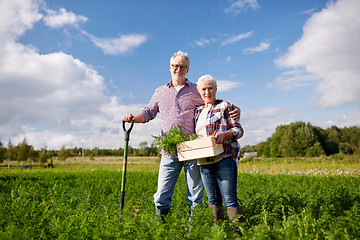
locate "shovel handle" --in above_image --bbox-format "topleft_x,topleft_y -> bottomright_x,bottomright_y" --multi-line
122,119 -> 134,141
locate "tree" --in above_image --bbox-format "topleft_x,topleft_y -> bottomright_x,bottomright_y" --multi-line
7,141 -> 14,167
279,128 -> 297,157
312,126 -> 337,156
305,142 -> 326,157
0,141 -> 6,163
271,122 -> 321,157
269,124 -> 287,157
341,126 -> 360,153
17,138 -> 30,162
327,125 -> 342,143
294,123 -> 318,156
91,147 -> 100,157
131,148 -> 138,156
28,147 -> 39,163
58,146 -> 69,164
257,139 -> 271,157
244,122 -> 359,158
339,143 -> 356,155
139,141 -> 149,156
39,151 -> 48,164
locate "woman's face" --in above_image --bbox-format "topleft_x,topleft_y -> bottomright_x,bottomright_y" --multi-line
198,80 -> 216,106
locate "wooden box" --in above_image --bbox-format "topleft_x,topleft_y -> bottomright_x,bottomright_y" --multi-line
176,136 -> 224,161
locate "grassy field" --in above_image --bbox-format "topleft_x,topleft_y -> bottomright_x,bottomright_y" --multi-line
1,155 -> 359,176
237,155 -> 360,176
1,156 -> 360,239
0,156 -> 160,173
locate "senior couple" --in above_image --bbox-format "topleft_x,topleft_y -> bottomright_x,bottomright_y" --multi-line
123,50 -> 244,225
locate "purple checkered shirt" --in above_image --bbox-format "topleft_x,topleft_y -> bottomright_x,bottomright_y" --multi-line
141,79 -> 204,138
195,99 -> 244,162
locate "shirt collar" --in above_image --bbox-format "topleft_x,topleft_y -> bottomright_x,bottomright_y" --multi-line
166,78 -> 190,88
197,99 -> 223,111
212,99 -> 223,105
207,99 -> 222,107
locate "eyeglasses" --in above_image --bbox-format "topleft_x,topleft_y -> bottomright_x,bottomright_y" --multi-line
171,64 -> 188,70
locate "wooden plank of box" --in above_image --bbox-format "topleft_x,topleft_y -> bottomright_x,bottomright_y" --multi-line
176,136 -> 224,161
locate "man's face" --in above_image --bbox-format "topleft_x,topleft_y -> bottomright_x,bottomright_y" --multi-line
169,56 -> 189,84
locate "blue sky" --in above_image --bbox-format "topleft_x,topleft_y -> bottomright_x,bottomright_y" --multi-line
1,0 -> 359,150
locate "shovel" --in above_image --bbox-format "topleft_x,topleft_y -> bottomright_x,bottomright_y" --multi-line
119,119 -> 134,220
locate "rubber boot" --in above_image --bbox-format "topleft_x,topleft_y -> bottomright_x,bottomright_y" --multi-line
156,208 -> 169,225
227,207 -> 245,236
209,204 -> 225,224
227,206 -> 245,223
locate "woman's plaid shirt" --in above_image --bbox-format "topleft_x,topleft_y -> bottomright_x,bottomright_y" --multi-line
194,99 -> 244,162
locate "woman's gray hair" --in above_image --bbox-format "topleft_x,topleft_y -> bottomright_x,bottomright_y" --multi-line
170,50 -> 190,66
197,74 -> 217,90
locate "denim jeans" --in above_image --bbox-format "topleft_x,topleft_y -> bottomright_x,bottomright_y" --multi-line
200,156 -> 239,209
154,154 -> 204,212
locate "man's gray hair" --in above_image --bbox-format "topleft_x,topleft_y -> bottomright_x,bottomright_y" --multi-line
170,50 -> 190,66
197,74 -> 217,89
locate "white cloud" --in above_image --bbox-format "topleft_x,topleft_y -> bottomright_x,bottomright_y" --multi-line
0,39 -> 107,140
14,130 -> 76,150
43,7 -> 88,28
242,41 -> 270,54
274,69 -> 319,91
240,107 -> 301,146
275,0 -> 360,108
193,32 -> 254,48
318,109 -> 360,129
0,0 -> 43,41
42,7 -> 147,56
10,98 -> 162,150
225,0 -> 259,15
220,31 -> 254,47
299,8 -> 317,15
194,38 -> 217,47
217,80 -> 242,92
0,0 -> 159,149
85,32 -> 148,56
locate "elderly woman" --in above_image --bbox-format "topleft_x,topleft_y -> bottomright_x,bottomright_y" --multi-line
195,74 -> 244,223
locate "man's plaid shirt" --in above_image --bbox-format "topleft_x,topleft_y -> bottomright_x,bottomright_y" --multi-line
194,99 -> 244,162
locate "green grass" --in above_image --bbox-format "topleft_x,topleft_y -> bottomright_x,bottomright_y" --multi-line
1,162 -> 360,239
2,154 -> 359,176
0,156 -> 160,174
238,156 -> 360,176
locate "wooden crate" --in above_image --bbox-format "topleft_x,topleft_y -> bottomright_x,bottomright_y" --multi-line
176,136 -> 224,161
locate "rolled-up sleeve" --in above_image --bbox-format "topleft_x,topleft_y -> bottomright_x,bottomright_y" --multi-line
226,105 -> 244,140
141,89 -> 160,122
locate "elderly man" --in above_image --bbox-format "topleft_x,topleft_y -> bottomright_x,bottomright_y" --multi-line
123,50 -> 240,223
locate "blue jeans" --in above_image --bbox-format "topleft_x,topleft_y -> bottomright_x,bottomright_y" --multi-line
154,154 -> 204,212
200,156 -> 239,209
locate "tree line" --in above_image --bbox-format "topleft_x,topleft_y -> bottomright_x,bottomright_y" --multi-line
1,121 -> 359,164
240,121 -> 360,158
0,139 -> 52,165
0,139 -> 159,164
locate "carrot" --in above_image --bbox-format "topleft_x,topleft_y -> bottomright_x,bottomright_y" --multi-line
212,130 -> 218,137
